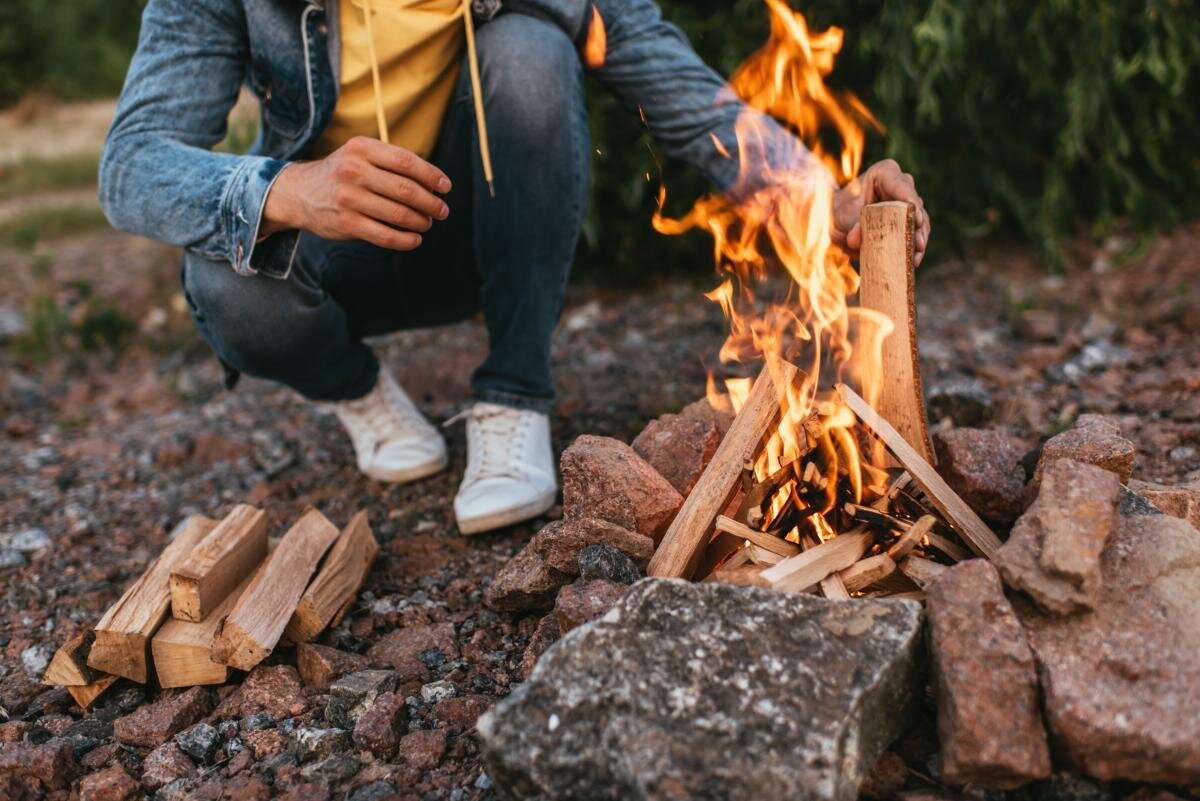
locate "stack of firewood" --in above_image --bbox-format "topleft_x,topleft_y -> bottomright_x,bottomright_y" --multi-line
42,505 -> 377,709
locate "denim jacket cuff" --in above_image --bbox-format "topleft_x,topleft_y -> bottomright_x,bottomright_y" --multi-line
222,155 -> 291,277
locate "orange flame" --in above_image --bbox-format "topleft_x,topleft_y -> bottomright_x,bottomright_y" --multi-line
655,0 -> 891,506
583,5 -> 607,70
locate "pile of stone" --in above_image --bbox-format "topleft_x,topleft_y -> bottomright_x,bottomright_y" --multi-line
478,407 -> 1200,800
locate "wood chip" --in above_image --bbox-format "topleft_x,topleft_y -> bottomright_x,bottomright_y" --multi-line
88,516 -> 218,682
169,504 -> 268,623
649,357 -> 802,579
284,511 -> 378,643
838,384 -> 1002,558
211,507 -> 340,671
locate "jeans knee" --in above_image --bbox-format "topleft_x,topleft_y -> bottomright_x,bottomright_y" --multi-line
478,15 -> 584,140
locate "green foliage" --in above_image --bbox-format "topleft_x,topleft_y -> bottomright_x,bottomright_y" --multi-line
0,206 -> 111,250
0,155 -> 100,200
16,284 -> 136,360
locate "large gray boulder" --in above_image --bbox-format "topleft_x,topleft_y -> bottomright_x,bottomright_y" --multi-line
477,579 -> 924,801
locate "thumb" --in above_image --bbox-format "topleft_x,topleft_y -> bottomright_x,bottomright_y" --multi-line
846,222 -> 862,252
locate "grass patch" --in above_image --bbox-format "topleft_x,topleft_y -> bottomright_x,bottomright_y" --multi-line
0,154 -> 100,200
0,204 -> 110,249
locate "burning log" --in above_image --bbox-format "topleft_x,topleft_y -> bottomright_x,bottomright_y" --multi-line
837,383 -> 1001,558
858,201 -> 936,466
648,357 -> 802,579
886,515 -> 937,561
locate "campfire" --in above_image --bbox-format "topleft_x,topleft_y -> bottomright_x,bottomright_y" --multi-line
641,0 -> 1000,595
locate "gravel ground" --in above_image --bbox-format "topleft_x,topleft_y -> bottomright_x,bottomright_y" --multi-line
0,218 -> 1197,799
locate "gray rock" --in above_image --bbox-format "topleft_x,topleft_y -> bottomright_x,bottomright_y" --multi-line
926,379 -> 994,427
0,549 -> 27,568
174,723 -> 220,763
326,670 -> 399,729
290,727 -> 351,762
21,644 -> 52,679
578,543 -> 643,584
300,754 -> 361,785
2,528 -> 50,552
61,717 -> 112,758
478,579 -> 924,801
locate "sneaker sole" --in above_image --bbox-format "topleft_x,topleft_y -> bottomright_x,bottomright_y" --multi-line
363,452 -> 449,484
456,489 -> 558,536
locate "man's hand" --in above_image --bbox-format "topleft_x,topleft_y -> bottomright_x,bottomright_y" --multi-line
260,136 -> 452,251
831,159 -> 930,267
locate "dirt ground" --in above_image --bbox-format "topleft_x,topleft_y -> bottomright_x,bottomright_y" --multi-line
1,100 -> 1198,799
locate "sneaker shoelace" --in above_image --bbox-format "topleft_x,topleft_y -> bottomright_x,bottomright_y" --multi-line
344,382 -> 422,449
445,405 -> 532,483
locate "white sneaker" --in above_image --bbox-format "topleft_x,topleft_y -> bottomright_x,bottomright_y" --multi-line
448,402 -> 557,535
331,370 -> 448,483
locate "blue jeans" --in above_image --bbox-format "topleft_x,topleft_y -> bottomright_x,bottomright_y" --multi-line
182,13 -> 589,412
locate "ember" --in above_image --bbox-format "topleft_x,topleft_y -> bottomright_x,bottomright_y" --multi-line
647,0 -> 997,592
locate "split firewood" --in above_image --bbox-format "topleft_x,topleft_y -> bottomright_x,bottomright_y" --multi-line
88,516 -> 218,683
67,674 -> 118,710
801,531 -> 850,599
837,553 -> 897,593
761,530 -> 869,592
649,357 -> 802,579
284,511 -> 378,643
923,531 -> 971,563
867,569 -> 921,594
743,542 -> 785,566
897,554 -> 949,589
169,504 -> 268,623
837,384 -> 1002,558
42,631 -> 100,686
844,503 -> 911,532
713,515 -> 800,558
153,542 -> 274,688
857,200 -> 936,466
211,507 -> 340,671
703,563 -> 769,588
886,515 -> 937,561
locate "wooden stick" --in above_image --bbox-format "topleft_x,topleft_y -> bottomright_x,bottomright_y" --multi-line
897,555 -> 949,589
837,384 -> 1002,558
802,531 -> 850,599
761,530 -> 870,591
648,358 -> 802,579
703,563 -> 769,588
67,674 -> 118,710
42,631 -> 99,686
885,590 -> 926,602
844,503 -> 911,531
837,553 -> 897,593
211,507 -> 340,671
923,531 -> 971,563
714,516 -> 800,558
858,200 -> 935,465
169,504 -> 268,623
284,511 -> 378,643
868,569 -> 920,594
886,515 -> 937,561
744,542 -> 785,565
88,516 -> 218,682
153,542 -> 275,688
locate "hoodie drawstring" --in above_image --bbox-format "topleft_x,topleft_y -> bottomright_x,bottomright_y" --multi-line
359,0 -> 495,197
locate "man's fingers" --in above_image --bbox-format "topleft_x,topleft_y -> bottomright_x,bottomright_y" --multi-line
845,222 -> 862,252
363,167 -> 449,222
352,214 -> 424,251
354,191 -> 434,234
354,137 -> 452,194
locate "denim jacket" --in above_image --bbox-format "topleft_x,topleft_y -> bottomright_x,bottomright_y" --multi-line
99,0 -> 807,278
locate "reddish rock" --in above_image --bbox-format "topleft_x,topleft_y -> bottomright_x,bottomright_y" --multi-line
679,396 -> 735,439
113,686 -> 211,747
433,694 -> 493,733
296,643 -> 371,689
366,623 -> 459,683
79,743 -> 122,771
554,579 -> 627,635
276,783 -> 332,801
1015,498 -> 1200,785
398,729 -> 447,771
483,547 -> 572,613
926,560 -> 1050,788
352,691 -> 408,759
244,728 -> 286,759
220,775 -> 271,800
1129,478 -> 1200,528
632,413 -> 722,495
858,752 -> 909,800
521,614 -> 560,680
560,435 -> 683,542
995,459 -> 1121,615
932,428 -> 1026,525
191,432 -> 252,465
1034,414 -> 1136,485
0,739 -> 74,790
530,517 -> 654,575
141,742 -> 195,790
0,721 -> 33,742
238,664 -> 305,718
79,764 -> 140,801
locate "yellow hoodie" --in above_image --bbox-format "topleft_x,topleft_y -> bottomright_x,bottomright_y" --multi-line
314,0 -> 493,191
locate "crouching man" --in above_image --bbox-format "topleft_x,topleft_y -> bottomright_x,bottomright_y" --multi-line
100,0 -> 929,534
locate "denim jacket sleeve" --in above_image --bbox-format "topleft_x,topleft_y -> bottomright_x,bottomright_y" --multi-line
589,0 -> 822,196
98,0 -> 288,276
